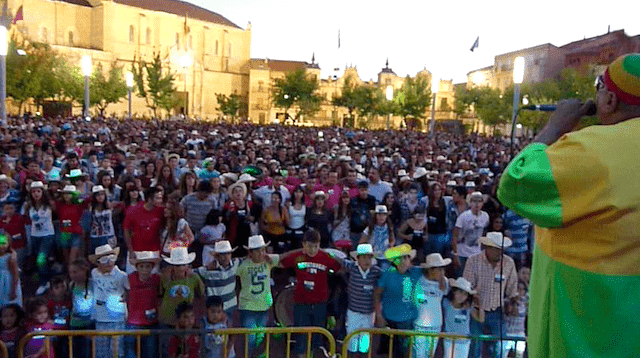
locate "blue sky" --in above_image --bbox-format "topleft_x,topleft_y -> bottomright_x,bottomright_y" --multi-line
192,0 -> 640,84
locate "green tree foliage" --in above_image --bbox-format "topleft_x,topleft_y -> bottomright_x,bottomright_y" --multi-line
131,52 -> 179,118
90,62 -> 128,117
272,69 -> 322,123
332,75 -> 359,126
394,75 -> 432,130
216,93 -> 244,122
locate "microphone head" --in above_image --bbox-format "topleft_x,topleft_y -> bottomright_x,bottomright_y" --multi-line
584,100 -> 597,116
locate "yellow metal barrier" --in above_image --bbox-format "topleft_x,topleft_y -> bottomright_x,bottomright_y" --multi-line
17,327 -> 336,358
341,328 -> 527,358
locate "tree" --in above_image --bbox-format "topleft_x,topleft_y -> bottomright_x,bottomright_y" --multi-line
216,93 -> 244,122
453,86 -> 480,119
131,52 -> 179,118
474,86 -> 510,131
332,75 -> 359,127
394,75 -> 432,130
90,62 -> 128,117
272,68 -> 322,123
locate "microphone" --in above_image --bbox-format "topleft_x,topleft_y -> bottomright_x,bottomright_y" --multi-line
521,101 -> 597,116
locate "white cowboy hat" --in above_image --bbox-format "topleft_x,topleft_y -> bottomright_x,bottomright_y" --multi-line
436,155 -> 446,161
244,235 -> 270,250
468,191 -> 483,201
227,182 -> 247,197
221,173 -> 239,184
92,185 -> 105,193
213,240 -> 237,254
129,251 -> 161,265
397,170 -> 408,177
162,247 -> 196,265
29,181 -> 46,190
374,205 -> 389,214
446,180 -> 457,187
62,185 -> 76,193
400,176 -> 411,182
349,243 -> 376,260
413,167 -> 428,179
420,253 -> 452,268
66,169 -> 85,178
238,173 -> 256,182
479,232 -> 512,249
465,181 -> 476,188
88,244 -> 120,264
449,277 -> 476,295
314,191 -> 327,199
465,170 -> 475,177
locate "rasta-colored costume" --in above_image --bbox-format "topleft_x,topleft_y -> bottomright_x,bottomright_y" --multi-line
497,118 -> 640,358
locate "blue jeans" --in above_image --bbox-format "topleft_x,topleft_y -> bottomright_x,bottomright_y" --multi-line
71,322 -> 95,358
385,319 -> 414,358
293,303 -> 328,354
124,323 -> 158,358
31,235 -> 54,285
239,309 -> 269,355
469,308 -> 507,358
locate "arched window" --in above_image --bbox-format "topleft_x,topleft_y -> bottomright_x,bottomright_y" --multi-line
68,31 -> 74,46
41,27 -> 48,42
145,27 -> 151,45
215,40 -> 218,55
129,25 -> 134,43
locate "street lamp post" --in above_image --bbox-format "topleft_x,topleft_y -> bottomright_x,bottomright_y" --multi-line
81,56 -> 91,119
386,85 -> 393,130
126,72 -> 133,119
430,76 -> 438,137
511,56 -> 525,157
0,26 -> 7,127
178,53 -> 192,117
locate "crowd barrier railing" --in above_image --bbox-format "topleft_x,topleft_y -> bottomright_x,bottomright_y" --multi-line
17,326 -> 337,358
0,341 -> 7,358
341,328 -> 527,358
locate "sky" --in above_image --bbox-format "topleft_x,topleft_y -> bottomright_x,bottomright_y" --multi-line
191,0 -> 640,84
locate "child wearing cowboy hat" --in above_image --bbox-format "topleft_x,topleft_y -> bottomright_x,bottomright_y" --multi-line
236,235 -> 279,356
413,253 -> 452,358
158,247 -> 205,327
342,244 -> 382,357
56,184 -> 89,265
89,244 -> 127,358
196,240 -> 240,322
442,277 -> 484,358
124,251 -> 161,358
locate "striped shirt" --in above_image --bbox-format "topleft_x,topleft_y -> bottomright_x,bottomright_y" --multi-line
343,259 -> 382,314
180,193 -> 217,233
197,259 -> 240,311
503,210 -> 532,254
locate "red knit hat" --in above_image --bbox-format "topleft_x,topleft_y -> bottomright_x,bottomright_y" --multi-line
603,53 -> 640,105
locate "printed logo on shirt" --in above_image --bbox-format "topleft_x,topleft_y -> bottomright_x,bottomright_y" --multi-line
169,285 -> 191,298
454,314 -> 468,324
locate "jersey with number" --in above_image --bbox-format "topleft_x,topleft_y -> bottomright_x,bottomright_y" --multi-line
236,255 -> 279,311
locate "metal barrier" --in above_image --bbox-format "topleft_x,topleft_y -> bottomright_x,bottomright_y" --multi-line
17,326 -> 337,358
341,328 -> 527,358
0,341 -> 8,358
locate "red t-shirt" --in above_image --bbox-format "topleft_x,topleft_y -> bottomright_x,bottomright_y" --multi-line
127,272 -> 160,326
123,204 -> 165,251
0,214 -> 27,249
47,296 -> 72,330
280,250 -> 342,304
168,334 -> 200,358
56,201 -> 88,234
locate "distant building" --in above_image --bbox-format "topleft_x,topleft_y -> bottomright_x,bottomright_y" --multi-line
561,29 -> 640,75
9,0 -> 251,118
492,44 -> 565,92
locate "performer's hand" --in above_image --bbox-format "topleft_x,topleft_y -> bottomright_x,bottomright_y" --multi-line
452,255 -> 461,269
536,99 -> 595,145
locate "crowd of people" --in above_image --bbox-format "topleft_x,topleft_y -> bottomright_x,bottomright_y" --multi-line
0,116 -> 534,358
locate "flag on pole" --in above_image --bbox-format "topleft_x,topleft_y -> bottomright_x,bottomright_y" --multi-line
12,5 -> 23,24
470,36 -> 479,52
338,29 -> 341,49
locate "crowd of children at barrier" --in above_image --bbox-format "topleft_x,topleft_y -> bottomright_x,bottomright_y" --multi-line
0,117 -> 534,358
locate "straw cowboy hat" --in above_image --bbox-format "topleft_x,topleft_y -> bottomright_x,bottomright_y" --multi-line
29,181 -> 46,190
227,182 -> 247,197
213,240 -> 237,254
89,244 -> 120,264
350,243 -> 376,260
374,205 -> 389,214
244,235 -> 270,250
162,247 -> 196,265
384,244 -> 416,261
0,174 -> 17,187
413,167 -> 428,179
129,251 -> 161,265
238,173 -> 256,182
479,232 -> 512,249
449,277 -> 477,295
62,185 -> 76,193
92,185 -> 106,193
420,253 -> 452,269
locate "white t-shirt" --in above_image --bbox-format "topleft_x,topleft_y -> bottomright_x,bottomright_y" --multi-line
91,266 -> 128,322
414,276 -> 449,328
455,210 -> 490,258
27,206 -> 55,237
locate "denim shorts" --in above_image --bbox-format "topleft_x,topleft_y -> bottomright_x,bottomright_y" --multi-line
58,232 -> 82,249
